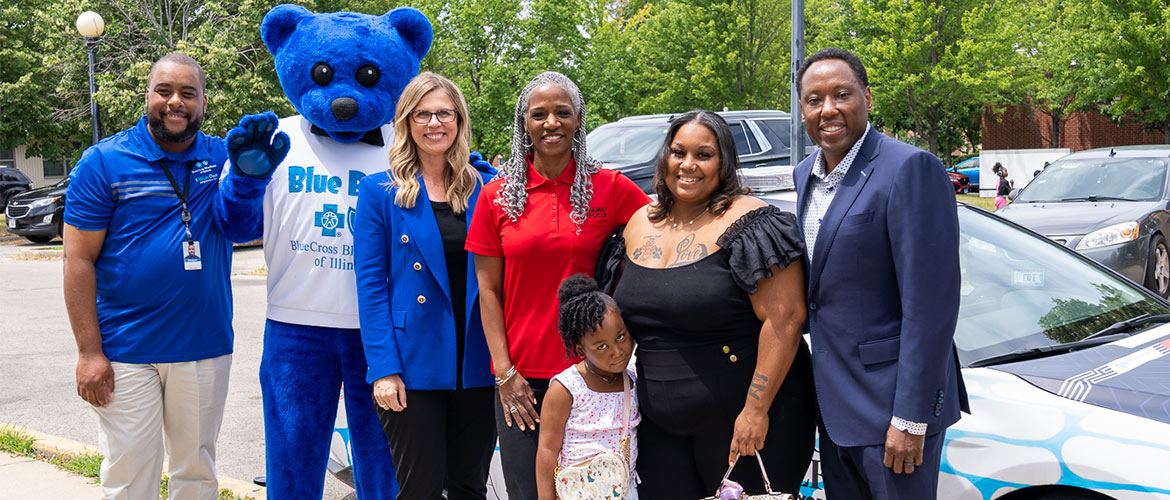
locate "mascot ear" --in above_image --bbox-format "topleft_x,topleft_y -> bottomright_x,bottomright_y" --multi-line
262,4 -> 312,54
383,7 -> 433,61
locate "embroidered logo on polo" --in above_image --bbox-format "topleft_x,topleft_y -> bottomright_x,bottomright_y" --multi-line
588,207 -> 608,220
192,160 -> 218,184
314,204 -> 345,237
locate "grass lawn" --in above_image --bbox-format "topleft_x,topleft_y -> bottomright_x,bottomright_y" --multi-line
957,193 -> 996,212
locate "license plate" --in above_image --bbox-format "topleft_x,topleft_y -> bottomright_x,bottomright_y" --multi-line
6,218 -> 13,229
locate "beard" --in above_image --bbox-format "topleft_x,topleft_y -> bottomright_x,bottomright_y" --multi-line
148,113 -> 203,145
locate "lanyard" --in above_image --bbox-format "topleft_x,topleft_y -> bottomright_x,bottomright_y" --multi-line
159,160 -> 194,242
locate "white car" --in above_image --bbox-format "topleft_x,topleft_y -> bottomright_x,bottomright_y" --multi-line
786,202 -> 1170,499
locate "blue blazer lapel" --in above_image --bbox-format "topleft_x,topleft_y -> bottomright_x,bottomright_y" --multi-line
463,180 -> 483,324
402,176 -> 452,300
808,132 -> 882,295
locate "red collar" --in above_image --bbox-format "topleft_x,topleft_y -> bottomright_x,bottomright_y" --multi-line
524,155 -> 578,190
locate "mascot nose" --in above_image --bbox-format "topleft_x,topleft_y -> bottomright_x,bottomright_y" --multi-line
331,97 -> 358,121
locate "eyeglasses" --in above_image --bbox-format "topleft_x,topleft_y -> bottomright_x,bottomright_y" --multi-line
410,109 -> 458,124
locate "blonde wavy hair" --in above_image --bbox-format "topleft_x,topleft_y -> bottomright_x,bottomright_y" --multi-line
389,72 -> 479,213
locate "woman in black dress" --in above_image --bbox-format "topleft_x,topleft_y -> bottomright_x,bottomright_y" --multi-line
604,110 -> 815,498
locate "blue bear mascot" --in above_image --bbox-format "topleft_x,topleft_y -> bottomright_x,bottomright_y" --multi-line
219,5 -> 432,498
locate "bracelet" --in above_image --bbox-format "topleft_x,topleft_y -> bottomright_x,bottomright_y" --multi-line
494,365 -> 518,387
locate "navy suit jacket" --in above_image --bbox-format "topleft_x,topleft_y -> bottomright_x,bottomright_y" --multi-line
795,129 -> 969,447
354,170 -> 495,390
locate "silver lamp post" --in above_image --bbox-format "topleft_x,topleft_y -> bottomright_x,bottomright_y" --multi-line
76,11 -> 105,145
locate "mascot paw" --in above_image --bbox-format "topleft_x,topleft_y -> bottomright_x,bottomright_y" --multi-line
229,111 -> 290,179
470,151 -> 496,175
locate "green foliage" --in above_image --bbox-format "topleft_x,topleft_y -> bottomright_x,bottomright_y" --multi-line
1072,0 -> 1170,143
55,451 -> 102,480
0,425 -> 37,457
806,0 -> 1017,160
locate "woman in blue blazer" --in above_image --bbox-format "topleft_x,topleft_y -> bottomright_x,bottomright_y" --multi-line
354,72 -> 497,499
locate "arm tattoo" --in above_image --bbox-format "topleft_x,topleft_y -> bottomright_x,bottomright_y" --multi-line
748,372 -> 768,401
632,234 -> 664,262
669,233 -> 709,267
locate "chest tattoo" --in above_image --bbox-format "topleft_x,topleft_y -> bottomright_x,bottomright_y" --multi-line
670,233 -> 709,267
632,234 -> 664,262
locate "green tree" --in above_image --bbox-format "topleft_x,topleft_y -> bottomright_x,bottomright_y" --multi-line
998,0 -> 1096,149
807,0 -> 1018,161
1073,0 -> 1170,143
626,0 -> 792,115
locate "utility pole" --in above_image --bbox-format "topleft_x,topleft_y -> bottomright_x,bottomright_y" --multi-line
790,0 -> 806,166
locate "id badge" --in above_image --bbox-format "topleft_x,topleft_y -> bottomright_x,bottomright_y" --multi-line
181,240 -> 202,271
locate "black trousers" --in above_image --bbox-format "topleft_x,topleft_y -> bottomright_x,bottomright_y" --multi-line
492,378 -> 549,500
376,387 -> 497,500
634,342 -> 816,499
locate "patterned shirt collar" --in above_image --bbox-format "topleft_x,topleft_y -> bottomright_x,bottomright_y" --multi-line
810,122 -> 872,186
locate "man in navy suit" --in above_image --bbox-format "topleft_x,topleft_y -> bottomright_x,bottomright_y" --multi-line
793,48 -> 968,499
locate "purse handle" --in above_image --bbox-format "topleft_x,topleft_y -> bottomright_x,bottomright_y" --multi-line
716,451 -> 779,496
619,371 -> 631,441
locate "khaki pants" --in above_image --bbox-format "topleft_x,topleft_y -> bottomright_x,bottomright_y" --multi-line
93,354 -> 231,500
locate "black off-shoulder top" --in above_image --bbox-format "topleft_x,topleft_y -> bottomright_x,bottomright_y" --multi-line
601,206 -> 804,350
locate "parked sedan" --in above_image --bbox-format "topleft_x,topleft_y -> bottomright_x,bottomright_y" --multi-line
949,170 -> 972,194
5,177 -> 67,243
588,110 -> 812,193
997,146 -> 1170,298
952,156 -> 980,189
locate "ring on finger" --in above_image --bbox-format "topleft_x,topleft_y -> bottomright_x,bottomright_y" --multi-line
509,405 -> 519,413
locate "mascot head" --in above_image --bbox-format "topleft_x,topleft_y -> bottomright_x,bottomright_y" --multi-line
262,5 -> 432,143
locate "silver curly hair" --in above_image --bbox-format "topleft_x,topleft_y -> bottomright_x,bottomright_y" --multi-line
496,71 -> 601,231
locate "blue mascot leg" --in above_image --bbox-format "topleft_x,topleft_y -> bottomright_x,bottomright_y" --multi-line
338,328 -> 399,499
261,320 -> 343,499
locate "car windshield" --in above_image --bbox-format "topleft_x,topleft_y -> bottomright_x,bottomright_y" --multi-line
587,123 -> 669,165
954,206 -> 1168,366
1016,157 -> 1168,203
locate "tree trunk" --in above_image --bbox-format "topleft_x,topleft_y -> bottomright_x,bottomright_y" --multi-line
1052,113 -> 1062,149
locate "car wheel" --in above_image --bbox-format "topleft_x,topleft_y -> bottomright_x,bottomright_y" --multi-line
1146,234 -> 1170,298
26,235 -> 53,244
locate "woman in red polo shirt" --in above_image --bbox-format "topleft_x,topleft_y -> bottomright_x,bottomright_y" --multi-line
466,71 -> 649,498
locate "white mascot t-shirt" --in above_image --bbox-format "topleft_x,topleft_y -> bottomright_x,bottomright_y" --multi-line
262,115 -> 393,328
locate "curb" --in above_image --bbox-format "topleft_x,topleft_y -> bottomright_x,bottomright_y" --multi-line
4,424 -> 266,499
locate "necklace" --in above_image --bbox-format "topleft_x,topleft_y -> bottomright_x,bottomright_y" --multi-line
583,360 -> 620,385
667,205 -> 709,229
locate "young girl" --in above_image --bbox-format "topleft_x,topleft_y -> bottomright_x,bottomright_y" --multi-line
994,162 -> 1013,209
536,274 -> 641,500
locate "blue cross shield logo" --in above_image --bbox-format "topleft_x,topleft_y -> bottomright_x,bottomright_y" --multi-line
347,207 -> 357,233
314,204 -> 345,237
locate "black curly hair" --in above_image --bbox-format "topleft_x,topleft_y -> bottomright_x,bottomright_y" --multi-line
556,274 -> 618,357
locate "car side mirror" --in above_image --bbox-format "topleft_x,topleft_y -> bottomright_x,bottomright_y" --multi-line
1008,188 -> 1021,201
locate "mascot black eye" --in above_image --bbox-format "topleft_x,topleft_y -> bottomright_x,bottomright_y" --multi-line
355,65 -> 381,87
311,63 -> 334,86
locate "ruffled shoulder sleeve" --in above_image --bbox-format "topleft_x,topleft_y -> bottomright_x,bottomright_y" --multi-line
594,225 -> 627,296
716,205 -> 805,294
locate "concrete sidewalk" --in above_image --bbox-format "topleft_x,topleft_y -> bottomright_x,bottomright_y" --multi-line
0,426 -> 266,499
0,451 -> 101,499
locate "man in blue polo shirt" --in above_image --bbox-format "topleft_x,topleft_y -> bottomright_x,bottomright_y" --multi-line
63,53 -> 287,499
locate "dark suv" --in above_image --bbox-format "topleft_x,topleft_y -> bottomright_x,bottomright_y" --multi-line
587,110 -> 813,192
1,167 -> 33,209
6,177 -> 68,243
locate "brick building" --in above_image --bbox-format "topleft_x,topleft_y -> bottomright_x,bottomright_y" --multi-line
983,105 -> 1165,152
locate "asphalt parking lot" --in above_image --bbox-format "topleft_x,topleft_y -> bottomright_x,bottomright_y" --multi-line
0,238 -> 353,499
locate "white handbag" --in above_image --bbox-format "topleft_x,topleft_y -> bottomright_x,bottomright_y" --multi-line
554,373 -> 632,500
